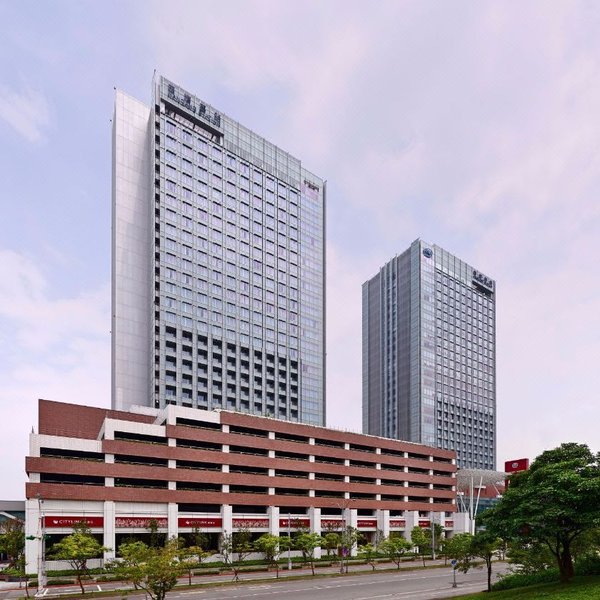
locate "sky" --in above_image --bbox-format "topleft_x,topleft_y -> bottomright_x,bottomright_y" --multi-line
1,0 -> 599,499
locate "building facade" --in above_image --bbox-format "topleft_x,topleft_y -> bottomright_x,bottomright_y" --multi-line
25,400 -> 457,569
362,240 -> 496,470
112,76 -> 326,425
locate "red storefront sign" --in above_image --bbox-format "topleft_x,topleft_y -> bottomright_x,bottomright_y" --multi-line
504,458 -> 529,473
115,517 -> 167,528
44,516 -> 104,528
232,518 -> 269,528
178,517 -> 223,528
418,520 -> 430,528
279,518 -> 310,528
445,520 -> 454,528
321,519 -> 344,529
389,519 -> 405,528
357,519 -> 377,528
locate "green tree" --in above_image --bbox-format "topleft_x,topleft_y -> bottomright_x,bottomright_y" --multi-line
220,529 -> 253,582
112,538 -> 179,600
482,443 -> 600,583
358,542 -> 378,571
294,532 -> 323,575
469,531 -> 502,592
322,532 -> 340,558
410,526 -> 429,566
339,526 -> 361,574
50,522 -> 108,593
0,519 -> 25,569
379,535 -> 412,569
442,533 -> 473,572
254,534 -> 288,578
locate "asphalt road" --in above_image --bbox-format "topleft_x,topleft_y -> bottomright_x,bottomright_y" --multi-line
0,563 -> 508,600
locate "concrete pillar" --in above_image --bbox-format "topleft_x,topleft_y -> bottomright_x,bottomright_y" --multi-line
310,507 -> 322,558
168,503 -> 178,539
404,510 -> 419,542
24,499 -> 40,578
103,501 -> 116,560
222,504 -> 233,535
345,508 -> 358,556
268,506 -> 280,536
377,509 -> 390,539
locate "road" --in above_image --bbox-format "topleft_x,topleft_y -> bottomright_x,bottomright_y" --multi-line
0,563 -> 507,600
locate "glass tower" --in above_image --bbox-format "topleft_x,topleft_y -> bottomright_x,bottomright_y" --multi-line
112,76 -> 325,426
362,240 -> 496,469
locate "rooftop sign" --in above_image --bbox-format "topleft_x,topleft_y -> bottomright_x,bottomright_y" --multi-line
472,269 -> 494,293
166,83 -> 221,130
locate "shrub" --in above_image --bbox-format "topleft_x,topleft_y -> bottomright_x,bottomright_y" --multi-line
575,554 -> 600,576
492,568 -> 559,591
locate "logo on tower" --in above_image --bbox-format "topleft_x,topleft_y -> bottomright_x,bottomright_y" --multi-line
422,248 -> 433,258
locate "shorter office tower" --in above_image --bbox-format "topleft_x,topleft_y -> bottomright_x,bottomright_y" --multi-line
363,240 -> 496,470
26,399 -> 457,570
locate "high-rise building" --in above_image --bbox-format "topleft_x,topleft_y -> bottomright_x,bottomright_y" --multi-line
362,239 -> 496,469
112,76 -> 325,425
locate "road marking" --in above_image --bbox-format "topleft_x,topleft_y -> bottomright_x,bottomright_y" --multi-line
96,585 -> 102,592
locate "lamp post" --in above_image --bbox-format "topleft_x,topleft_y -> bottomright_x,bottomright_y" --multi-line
37,495 -> 46,596
287,513 -> 292,571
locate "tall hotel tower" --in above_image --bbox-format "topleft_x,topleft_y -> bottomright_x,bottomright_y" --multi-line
362,240 -> 496,469
112,76 -> 325,425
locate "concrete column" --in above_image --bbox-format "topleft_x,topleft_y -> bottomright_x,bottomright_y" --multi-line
310,507 -> 322,558
168,503 -> 178,539
345,508 -> 358,556
24,499 -> 40,578
103,501 -> 116,560
268,506 -> 280,536
377,509 -> 390,539
222,504 -> 233,535
404,510 -> 419,542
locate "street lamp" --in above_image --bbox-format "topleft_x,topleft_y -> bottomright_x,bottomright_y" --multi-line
287,512 -> 292,571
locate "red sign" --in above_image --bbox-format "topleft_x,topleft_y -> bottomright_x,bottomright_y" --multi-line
504,458 -> 529,473
279,518 -> 310,528
45,516 -> 104,528
321,519 -> 344,529
357,519 -> 377,528
389,519 -> 405,528
445,520 -> 454,528
232,518 -> 269,529
115,517 -> 168,528
418,520 -> 430,528
178,517 -> 223,528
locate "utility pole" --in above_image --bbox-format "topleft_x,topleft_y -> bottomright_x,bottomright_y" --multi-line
431,512 -> 436,561
287,513 -> 292,570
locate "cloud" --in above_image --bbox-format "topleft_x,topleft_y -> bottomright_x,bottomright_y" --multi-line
0,249 -> 110,498
0,83 -> 50,143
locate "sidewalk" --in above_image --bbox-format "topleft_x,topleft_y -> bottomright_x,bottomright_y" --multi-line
0,557 -> 462,599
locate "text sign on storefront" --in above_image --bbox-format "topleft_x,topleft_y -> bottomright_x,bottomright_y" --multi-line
357,519 -> 378,528
418,520 -> 431,528
44,516 -> 104,528
279,518 -> 310,528
178,518 -> 223,528
321,519 -> 345,529
232,519 -> 269,529
389,519 -> 406,528
115,517 -> 167,528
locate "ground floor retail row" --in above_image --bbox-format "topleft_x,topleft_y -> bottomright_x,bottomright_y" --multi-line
25,499 -> 470,570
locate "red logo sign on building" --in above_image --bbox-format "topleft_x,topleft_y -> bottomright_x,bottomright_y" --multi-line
357,519 -> 377,529
504,458 -> 529,474
44,516 -> 104,528
232,518 -> 269,529
389,519 -> 405,528
279,518 -> 310,529
178,518 -> 223,529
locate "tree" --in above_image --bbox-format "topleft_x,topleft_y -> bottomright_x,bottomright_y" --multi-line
254,534 -> 286,578
323,532 -> 340,558
294,532 -> 323,575
220,529 -> 253,582
482,443 -> 600,583
358,542 -> 378,571
379,536 -> 412,569
0,519 -> 25,569
442,533 -> 473,572
410,526 -> 429,566
112,538 -> 180,600
0,520 -> 28,597
339,526 -> 361,574
50,522 -> 108,593
470,531 -> 502,592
